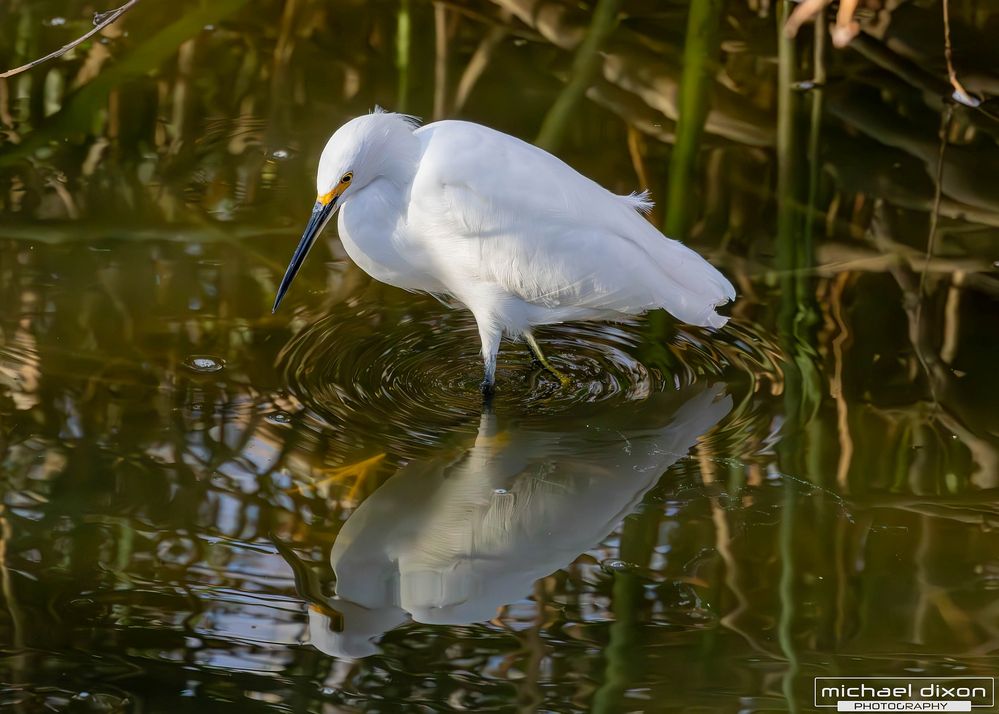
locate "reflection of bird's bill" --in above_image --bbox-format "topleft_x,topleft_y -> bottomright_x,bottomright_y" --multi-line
308,600 -> 407,660
272,198 -> 337,312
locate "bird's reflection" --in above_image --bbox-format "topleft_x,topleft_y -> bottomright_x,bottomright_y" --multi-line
306,384 -> 731,658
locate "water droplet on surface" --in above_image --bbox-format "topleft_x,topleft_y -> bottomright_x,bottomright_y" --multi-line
600,558 -> 640,574
184,355 -> 224,373
951,89 -> 982,108
69,691 -> 128,711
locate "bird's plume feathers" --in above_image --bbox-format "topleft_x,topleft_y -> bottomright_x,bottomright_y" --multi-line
371,105 -> 422,129
623,189 -> 654,215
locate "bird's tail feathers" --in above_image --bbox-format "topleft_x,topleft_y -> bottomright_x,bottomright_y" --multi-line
645,239 -> 735,329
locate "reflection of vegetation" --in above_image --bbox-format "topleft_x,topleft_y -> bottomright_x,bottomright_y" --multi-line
591,507 -> 659,714
1,0 -> 999,709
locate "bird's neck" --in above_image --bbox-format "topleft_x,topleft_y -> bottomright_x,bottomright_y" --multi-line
371,126 -> 421,194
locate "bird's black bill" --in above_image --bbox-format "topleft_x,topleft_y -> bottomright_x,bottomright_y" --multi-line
272,199 -> 336,312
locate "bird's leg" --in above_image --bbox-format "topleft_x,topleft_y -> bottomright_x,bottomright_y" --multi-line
480,368 -> 496,405
477,320 -> 501,397
524,331 -> 571,387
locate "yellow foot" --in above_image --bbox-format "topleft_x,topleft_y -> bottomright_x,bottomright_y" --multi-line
540,360 -> 572,387
290,452 -> 385,501
524,332 -> 572,387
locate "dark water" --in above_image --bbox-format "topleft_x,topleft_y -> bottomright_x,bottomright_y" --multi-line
2,0 -> 999,711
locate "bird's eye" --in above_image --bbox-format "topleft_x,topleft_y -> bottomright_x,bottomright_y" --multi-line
341,172 -> 353,184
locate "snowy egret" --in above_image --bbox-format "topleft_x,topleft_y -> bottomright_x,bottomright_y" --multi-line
273,110 -> 735,394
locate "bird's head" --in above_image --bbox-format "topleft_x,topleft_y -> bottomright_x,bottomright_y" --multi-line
272,109 -> 420,312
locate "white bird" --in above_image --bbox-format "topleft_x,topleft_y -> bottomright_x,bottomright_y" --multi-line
273,110 -> 735,394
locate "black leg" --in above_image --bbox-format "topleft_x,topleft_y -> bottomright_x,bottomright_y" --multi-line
480,377 -> 495,409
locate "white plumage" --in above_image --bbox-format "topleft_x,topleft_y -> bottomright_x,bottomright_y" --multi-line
274,110 -> 735,391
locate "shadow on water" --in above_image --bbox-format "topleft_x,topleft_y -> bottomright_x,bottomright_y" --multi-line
1,0 -> 999,711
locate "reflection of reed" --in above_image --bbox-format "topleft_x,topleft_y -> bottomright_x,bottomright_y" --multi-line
699,445 -> 772,658
0,505 -> 26,656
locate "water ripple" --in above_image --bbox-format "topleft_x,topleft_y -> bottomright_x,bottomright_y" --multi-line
276,303 -> 783,456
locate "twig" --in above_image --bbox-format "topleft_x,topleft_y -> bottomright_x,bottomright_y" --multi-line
916,104 -> 953,322
0,0 -> 141,79
941,0 -> 980,107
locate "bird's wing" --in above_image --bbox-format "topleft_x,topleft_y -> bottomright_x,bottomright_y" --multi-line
409,120 -> 734,327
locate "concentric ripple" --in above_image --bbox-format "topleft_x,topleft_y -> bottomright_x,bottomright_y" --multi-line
277,301 -> 783,457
